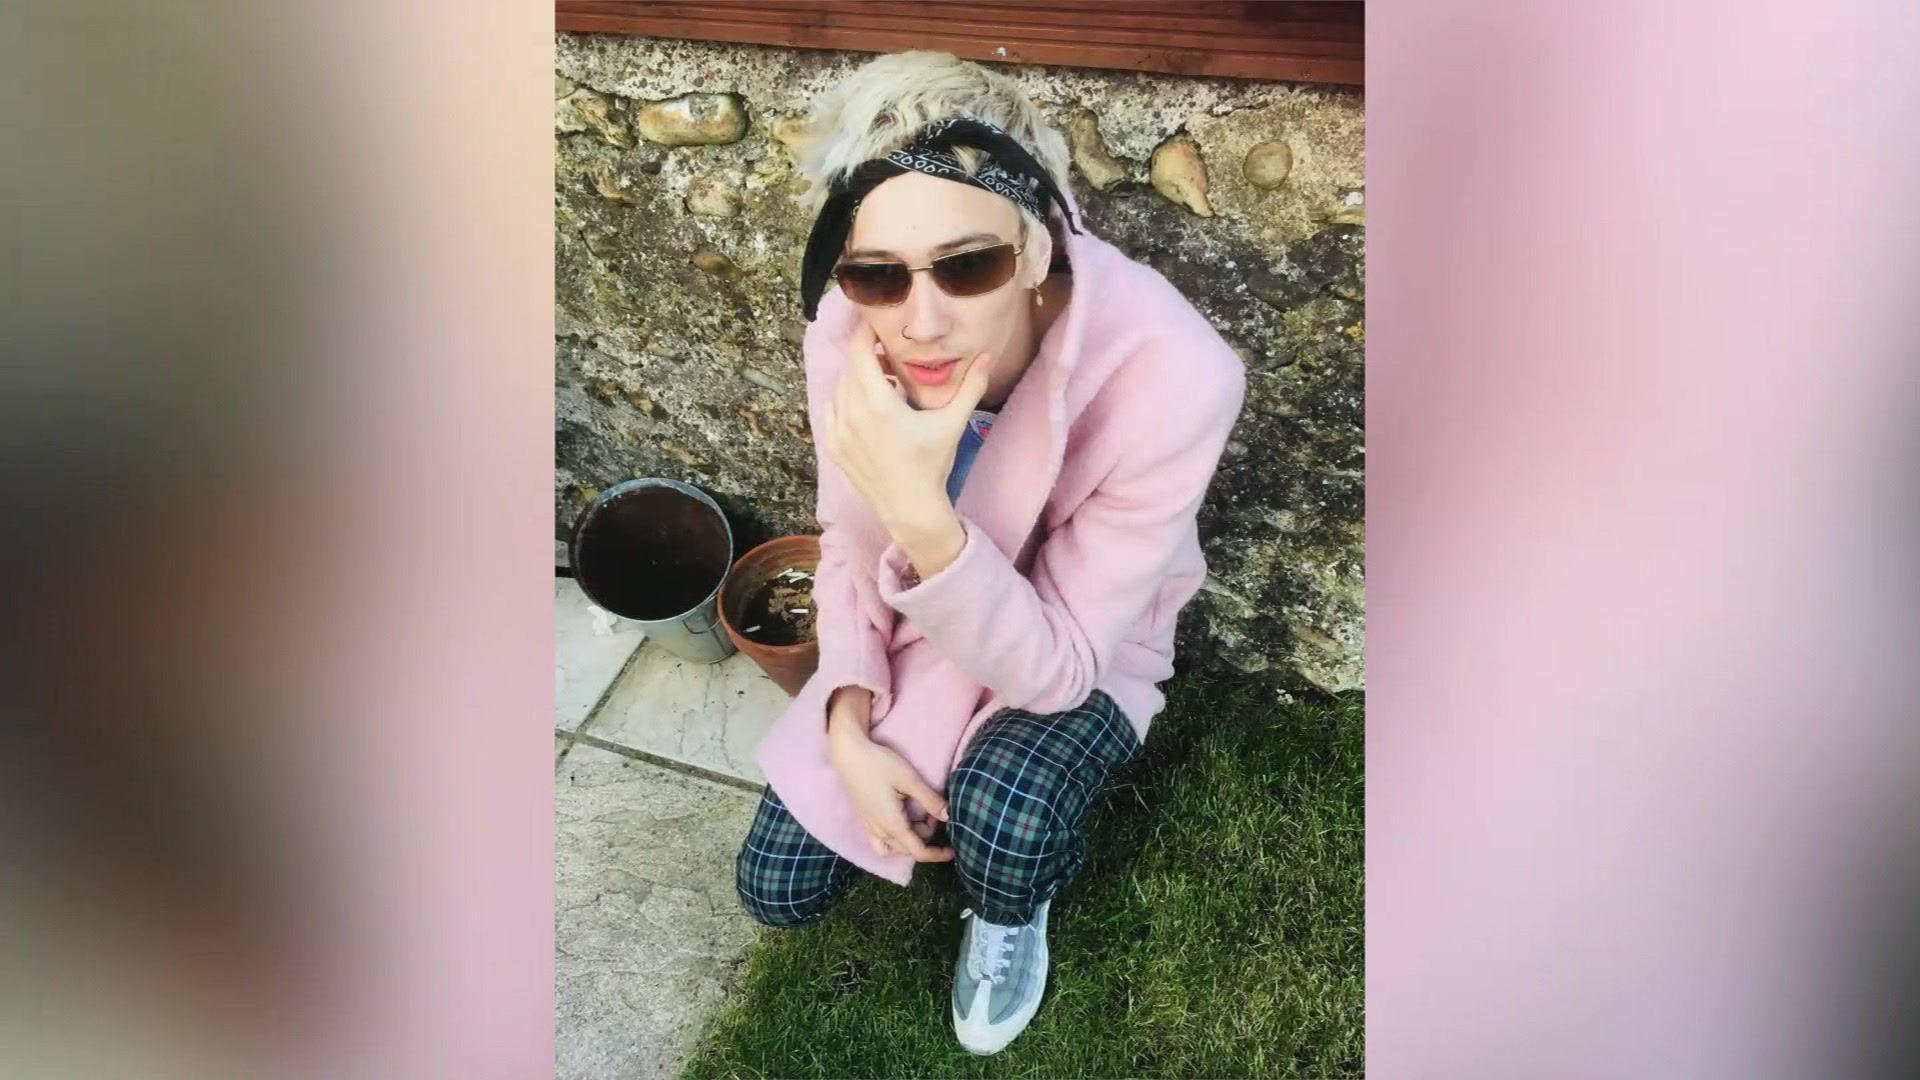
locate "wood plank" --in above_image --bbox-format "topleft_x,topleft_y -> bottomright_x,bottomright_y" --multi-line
560,17 -> 1360,82
774,1 -> 1360,41
556,1 -> 1364,85
560,0 -> 1359,41
587,2 -> 1359,60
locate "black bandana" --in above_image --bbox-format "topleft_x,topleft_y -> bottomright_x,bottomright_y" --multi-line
799,115 -> 1083,321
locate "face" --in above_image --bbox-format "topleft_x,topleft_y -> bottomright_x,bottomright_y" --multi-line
837,171 -> 1049,410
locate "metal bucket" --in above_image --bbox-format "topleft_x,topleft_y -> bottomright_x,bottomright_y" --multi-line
568,478 -> 736,664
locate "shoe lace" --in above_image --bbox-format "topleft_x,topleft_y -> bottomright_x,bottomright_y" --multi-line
961,907 -> 1018,985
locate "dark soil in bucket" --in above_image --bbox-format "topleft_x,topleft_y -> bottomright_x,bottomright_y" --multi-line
572,485 -> 731,621
737,568 -> 816,646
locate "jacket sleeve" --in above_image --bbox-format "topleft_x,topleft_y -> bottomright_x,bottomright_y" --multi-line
801,322 -> 895,728
873,345 -> 1246,715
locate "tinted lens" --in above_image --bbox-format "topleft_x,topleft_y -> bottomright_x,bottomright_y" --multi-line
834,262 -> 910,306
932,243 -> 1018,297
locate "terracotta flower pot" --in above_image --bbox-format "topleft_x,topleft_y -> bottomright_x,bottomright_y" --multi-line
718,535 -> 821,697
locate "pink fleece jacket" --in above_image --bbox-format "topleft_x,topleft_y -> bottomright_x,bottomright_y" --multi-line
753,194 -> 1248,886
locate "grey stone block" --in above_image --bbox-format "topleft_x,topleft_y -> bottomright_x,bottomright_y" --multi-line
556,744 -> 762,1079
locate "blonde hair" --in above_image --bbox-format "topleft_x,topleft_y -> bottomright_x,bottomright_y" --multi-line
792,50 -> 1073,242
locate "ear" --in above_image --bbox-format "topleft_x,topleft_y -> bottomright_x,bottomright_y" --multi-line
1025,215 -> 1054,289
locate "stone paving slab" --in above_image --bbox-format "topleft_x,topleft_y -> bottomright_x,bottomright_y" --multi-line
586,642 -> 791,785
556,742 -> 762,1080
556,577 -> 647,732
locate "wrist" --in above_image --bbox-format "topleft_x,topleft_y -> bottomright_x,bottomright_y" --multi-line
879,489 -> 951,541
826,721 -> 871,779
826,692 -> 871,747
886,502 -> 966,580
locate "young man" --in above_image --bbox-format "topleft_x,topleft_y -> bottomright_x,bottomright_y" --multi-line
737,51 -> 1245,1055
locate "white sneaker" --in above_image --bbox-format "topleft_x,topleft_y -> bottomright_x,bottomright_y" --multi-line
950,899 -> 1050,1055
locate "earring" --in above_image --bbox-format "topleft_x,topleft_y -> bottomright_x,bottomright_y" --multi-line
1032,286 -> 1044,309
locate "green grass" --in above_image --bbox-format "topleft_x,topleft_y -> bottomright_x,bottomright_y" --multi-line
684,675 -> 1364,1079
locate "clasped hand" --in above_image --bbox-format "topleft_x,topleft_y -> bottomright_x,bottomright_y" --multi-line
818,322 -> 993,532
825,687 -> 954,862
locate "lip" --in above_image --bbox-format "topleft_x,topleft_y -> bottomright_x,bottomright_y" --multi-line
903,357 -> 960,385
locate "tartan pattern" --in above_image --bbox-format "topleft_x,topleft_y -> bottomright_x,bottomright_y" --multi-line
734,690 -> 1141,928
734,786 -> 862,927
946,690 -> 1141,924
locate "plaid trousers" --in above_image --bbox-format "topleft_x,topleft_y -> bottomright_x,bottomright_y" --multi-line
736,689 -> 1142,928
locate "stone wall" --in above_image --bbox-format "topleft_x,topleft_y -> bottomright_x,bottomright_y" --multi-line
555,34 -> 1364,696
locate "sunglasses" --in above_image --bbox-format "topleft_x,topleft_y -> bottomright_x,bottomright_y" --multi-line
832,237 -> 1025,308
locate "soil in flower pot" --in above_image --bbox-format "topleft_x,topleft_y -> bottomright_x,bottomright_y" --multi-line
719,534 -> 822,696
736,568 -> 816,647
